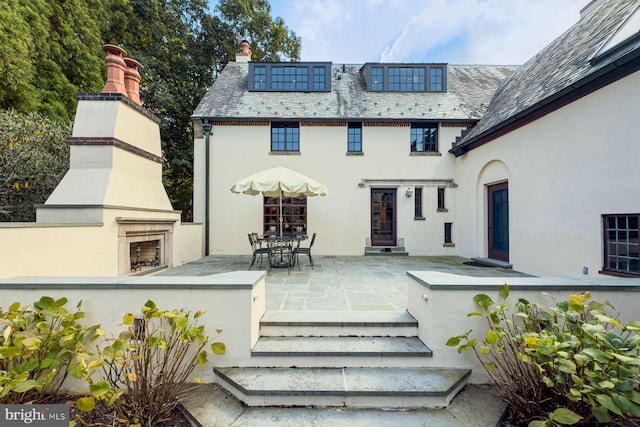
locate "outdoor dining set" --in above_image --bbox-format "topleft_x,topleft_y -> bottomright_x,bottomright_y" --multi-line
248,232 -> 316,274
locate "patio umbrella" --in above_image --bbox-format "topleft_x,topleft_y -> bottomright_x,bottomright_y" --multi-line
230,166 -> 329,236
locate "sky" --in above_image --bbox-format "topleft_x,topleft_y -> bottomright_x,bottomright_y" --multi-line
254,0 -> 592,65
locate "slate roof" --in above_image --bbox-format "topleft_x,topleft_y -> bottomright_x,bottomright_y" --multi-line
453,0 -> 640,152
192,63 -> 516,122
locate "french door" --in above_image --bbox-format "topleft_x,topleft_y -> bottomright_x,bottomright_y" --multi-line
371,189 -> 396,246
488,182 -> 509,261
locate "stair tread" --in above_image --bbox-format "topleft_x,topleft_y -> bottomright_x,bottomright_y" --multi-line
252,336 -> 432,356
215,367 -> 470,396
261,310 -> 417,326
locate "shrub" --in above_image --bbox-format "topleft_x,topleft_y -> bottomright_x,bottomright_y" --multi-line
447,286 -> 640,426
0,296 -> 96,404
77,300 -> 225,427
0,110 -> 71,221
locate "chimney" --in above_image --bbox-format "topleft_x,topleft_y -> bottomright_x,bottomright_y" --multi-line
102,44 -> 128,95
124,57 -> 142,105
236,40 -> 252,62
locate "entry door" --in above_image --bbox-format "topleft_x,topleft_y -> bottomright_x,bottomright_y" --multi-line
371,189 -> 396,246
488,182 -> 509,261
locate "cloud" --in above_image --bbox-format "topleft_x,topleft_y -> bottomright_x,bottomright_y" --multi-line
268,0 -> 588,64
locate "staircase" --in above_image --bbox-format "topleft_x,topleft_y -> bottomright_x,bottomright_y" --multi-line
213,311 -> 470,409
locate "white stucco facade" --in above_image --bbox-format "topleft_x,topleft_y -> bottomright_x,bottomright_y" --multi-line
195,121 -> 464,256
454,70 -> 640,277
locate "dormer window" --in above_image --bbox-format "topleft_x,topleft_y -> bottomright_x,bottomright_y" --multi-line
361,64 -> 447,92
249,63 -> 331,92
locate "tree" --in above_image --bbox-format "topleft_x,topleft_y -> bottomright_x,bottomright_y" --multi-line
0,110 -> 71,221
104,0 -> 300,220
0,0 -> 106,122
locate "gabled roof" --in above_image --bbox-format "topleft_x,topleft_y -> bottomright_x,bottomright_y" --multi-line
192,63 -> 516,122
452,0 -> 640,155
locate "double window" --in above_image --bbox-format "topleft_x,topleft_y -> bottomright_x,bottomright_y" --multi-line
603,214 -> 639,276
264,196 -> 307,236
249,63 -> 331,92
410,123 -> 438,152
348,122 -> 362,153
362,64 -> 447,92
271,123 -> 299,152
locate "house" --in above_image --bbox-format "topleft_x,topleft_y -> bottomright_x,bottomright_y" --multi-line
191,0 -> 640,278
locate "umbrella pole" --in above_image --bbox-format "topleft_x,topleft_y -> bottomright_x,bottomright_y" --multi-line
279,193 -> 283,237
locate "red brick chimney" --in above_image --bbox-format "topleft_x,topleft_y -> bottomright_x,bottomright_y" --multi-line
102,44 -> 128,96
124,57 -> 142,105
236,40 -> 252,62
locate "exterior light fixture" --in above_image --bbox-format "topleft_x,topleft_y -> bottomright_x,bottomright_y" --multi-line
405,187 -> 413,198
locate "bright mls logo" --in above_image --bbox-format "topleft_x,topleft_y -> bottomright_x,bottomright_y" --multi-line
1,405 -> 68,426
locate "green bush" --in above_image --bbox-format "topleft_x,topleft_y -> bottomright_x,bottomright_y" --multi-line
0,296 -> 97,404
0,109 -> 71,222
447,286 -> 640,426
77,300 -> 225,427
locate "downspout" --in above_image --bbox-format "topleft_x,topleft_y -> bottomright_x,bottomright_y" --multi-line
202,119 -> 211,256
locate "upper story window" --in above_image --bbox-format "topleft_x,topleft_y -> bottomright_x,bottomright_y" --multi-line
410,123 -> 438,152
271,122 -> 299,152
361,63 -> 447,92
249,63 -> 331,92
348,122 -> 362,153
371,67 -> 383,91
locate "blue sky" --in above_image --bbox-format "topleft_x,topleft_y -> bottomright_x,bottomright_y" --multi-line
214,0 -> 591,65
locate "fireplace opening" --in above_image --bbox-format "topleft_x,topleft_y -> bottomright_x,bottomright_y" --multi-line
130,240 -> 161,273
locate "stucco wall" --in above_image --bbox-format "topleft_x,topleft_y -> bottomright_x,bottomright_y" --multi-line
454,70 -> 640,277
408,271 -> 640,383
0,272 -> 265,392
197,122 -> 465,255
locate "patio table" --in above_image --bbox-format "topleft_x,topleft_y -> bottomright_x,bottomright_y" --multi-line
260,235 -> 307,268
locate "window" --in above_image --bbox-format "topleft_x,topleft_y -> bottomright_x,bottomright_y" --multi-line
371,67 -> 383,91
313,67 -> 326,90
430,67 -> 444,91
410,123 -> 438,152
389,67 -> 425,91
437,187 -> 446,211
603,214 -> 639,276
271,123 -> 299,152
249,63 -> 331,92
362,64 -> 447,92
444,223 -> 453,245
253,66 -> 266,89
264,196 -> 307,236
414,187 -> 423,219
348,122 -> 362,153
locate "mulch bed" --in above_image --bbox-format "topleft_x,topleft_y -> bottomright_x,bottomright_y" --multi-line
43,393 -> 193,426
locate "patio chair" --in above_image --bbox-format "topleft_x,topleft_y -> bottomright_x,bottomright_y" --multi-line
248,233 -> 269,270
293,232 -> 316,270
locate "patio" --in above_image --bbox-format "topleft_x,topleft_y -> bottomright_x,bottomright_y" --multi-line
159,255 -> 529,312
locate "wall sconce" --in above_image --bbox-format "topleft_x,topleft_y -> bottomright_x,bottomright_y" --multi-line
405,186 -> 413,198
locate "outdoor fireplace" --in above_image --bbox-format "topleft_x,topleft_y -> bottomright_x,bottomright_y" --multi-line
118,218 -> 176,275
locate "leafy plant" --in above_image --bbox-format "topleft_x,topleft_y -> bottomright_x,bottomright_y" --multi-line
0,296 -> 97,404
447,285 -> 640,426
77,300 -> 225,427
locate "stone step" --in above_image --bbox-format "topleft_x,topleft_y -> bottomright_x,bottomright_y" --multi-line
250,336 -> 432,367
213,367 -> 471,408
260,310 -> 418,337
364,246 -> 409,256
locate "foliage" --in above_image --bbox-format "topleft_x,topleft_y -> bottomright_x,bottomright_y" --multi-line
103,0 -> 301,220
2,0 -> 301,220
0,296 -> 97,404
0,110 -> 71,221
77,300 -> 225,427
447,286 -> 640,426
0,0 -> 107,122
